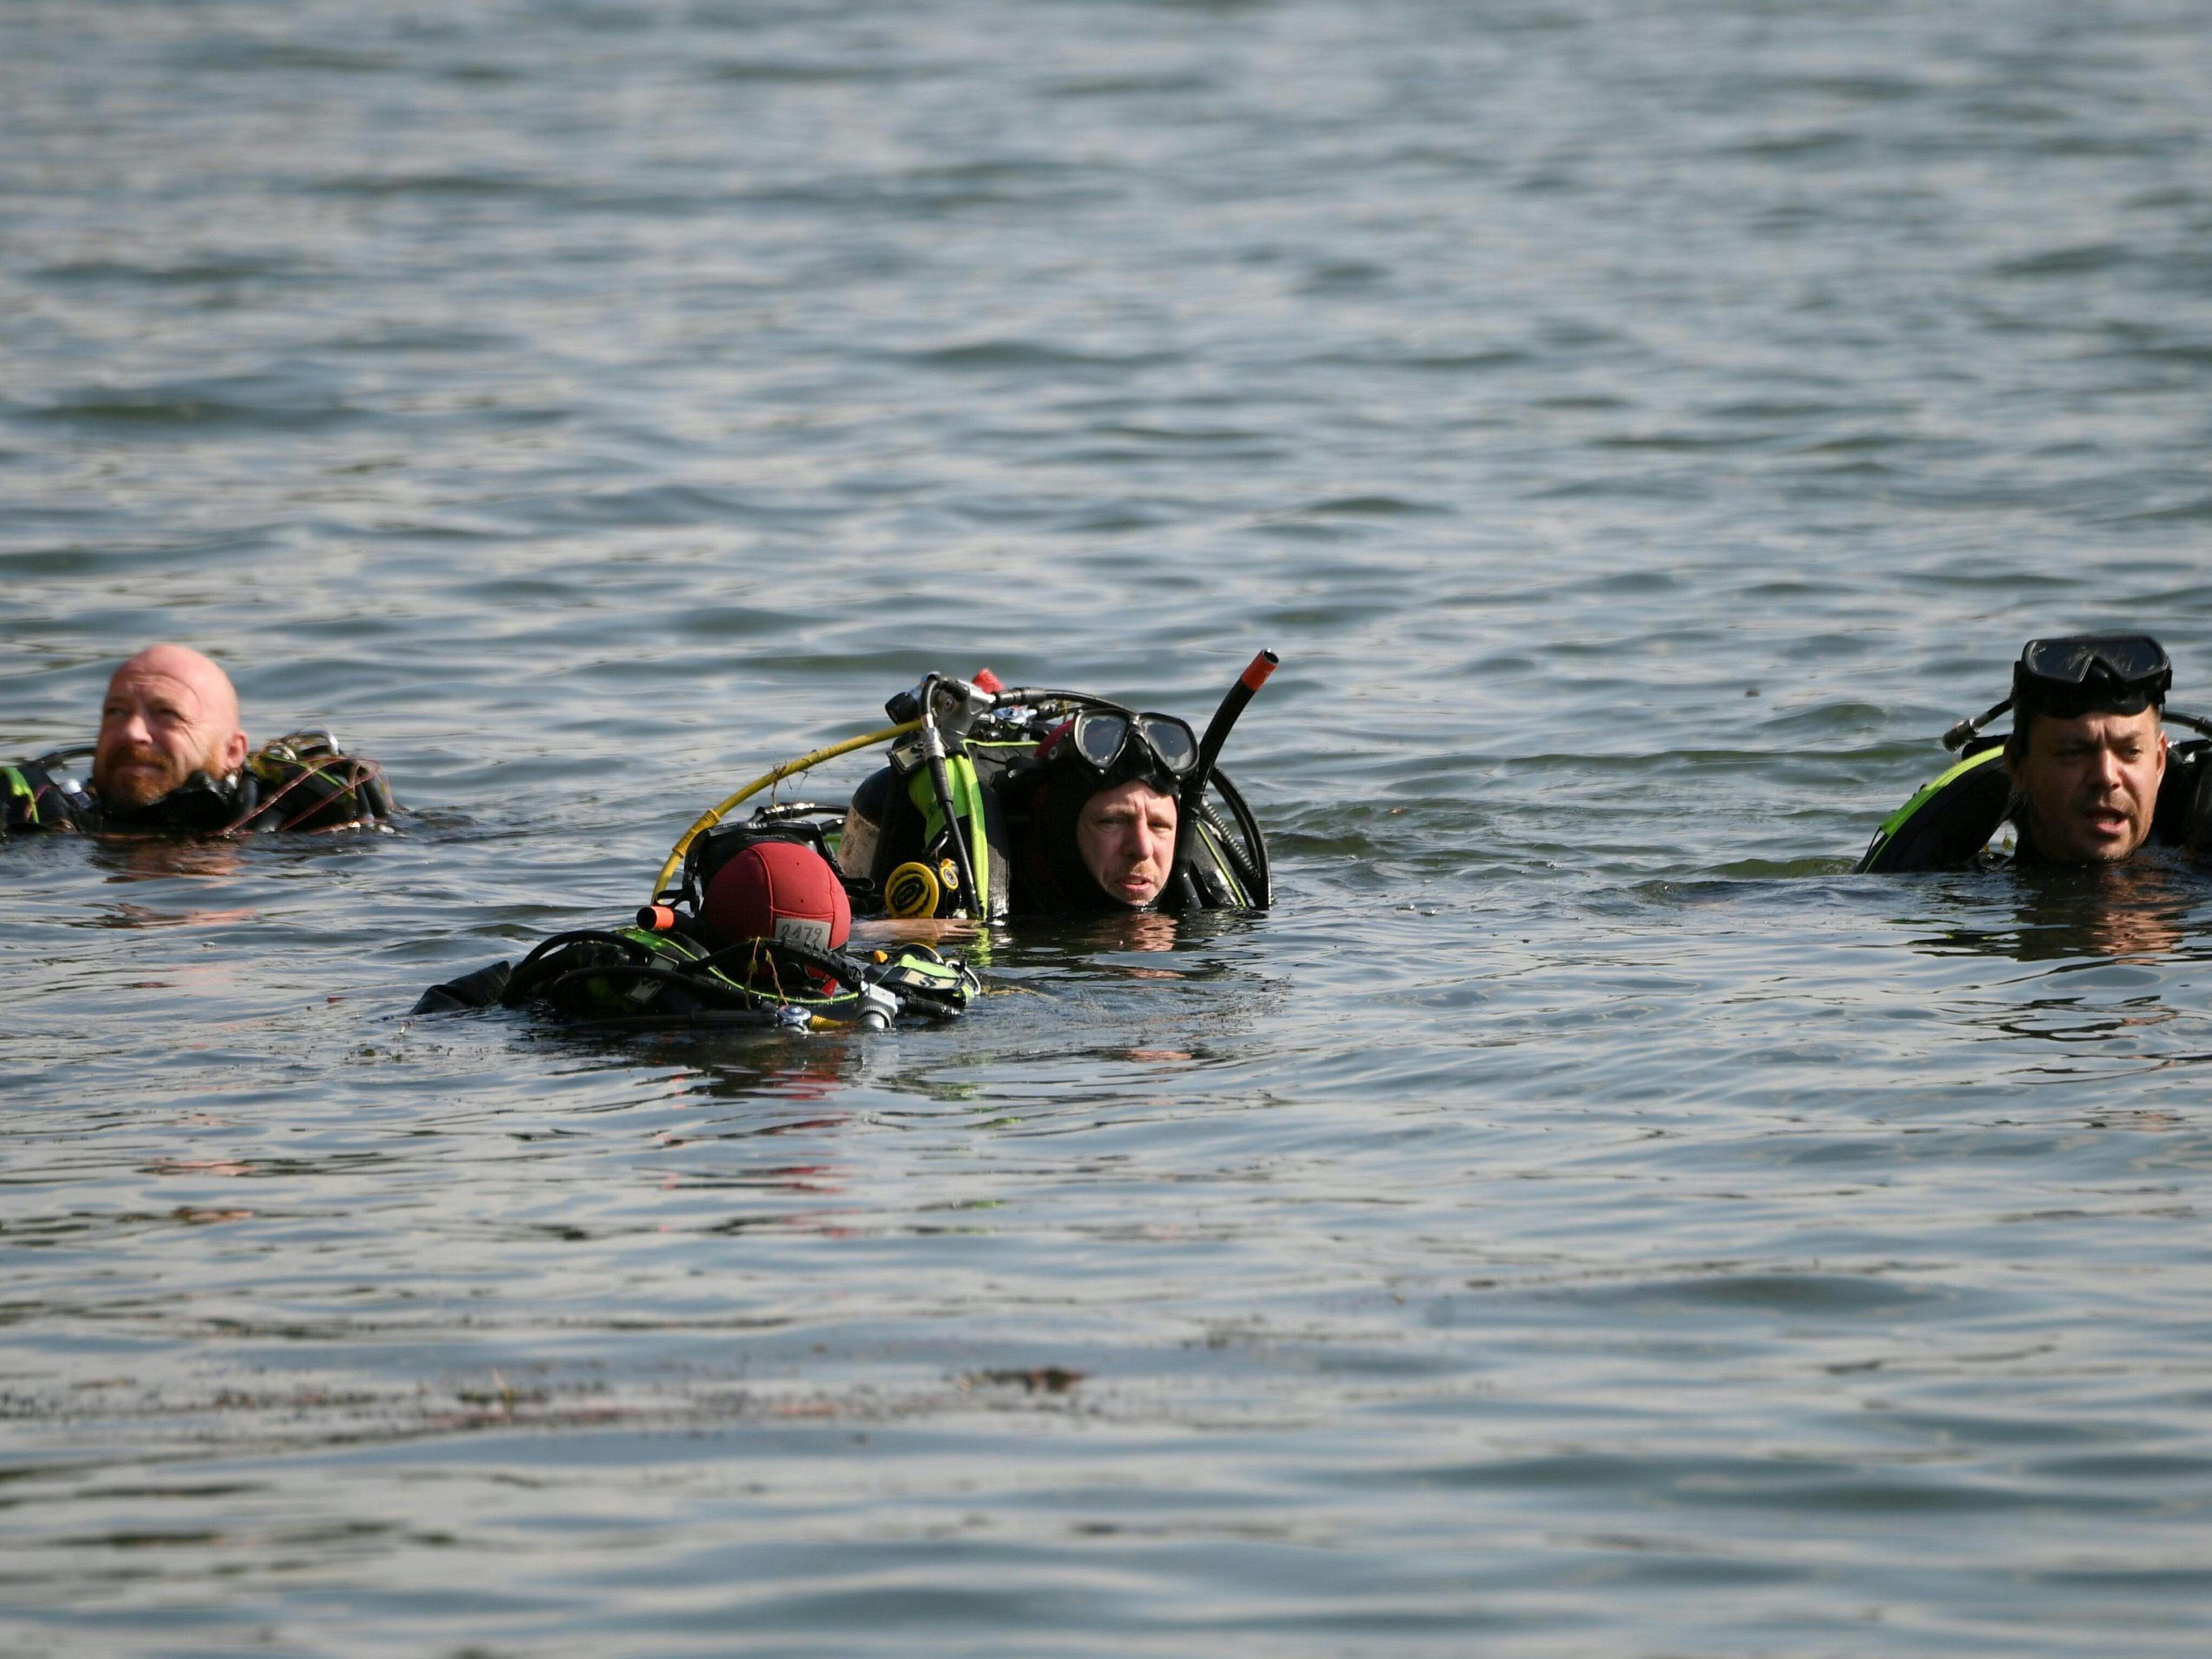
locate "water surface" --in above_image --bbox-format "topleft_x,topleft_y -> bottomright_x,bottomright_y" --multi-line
5,1 -> 2212,1653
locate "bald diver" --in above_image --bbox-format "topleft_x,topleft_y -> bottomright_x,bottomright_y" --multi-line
3,644 -> 390,839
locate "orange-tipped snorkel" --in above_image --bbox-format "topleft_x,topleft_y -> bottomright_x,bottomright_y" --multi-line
1168,650 -> 1277,910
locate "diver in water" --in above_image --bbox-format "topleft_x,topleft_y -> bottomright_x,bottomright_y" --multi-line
1001,714 -> 1194,914
411,658 -> 1274,1026
834,661 -> 1273,919
3,644 -> 391,837
1858,634 -> 2212,872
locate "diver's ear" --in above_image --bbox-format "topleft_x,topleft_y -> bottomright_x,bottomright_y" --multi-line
221,729 -> 250,777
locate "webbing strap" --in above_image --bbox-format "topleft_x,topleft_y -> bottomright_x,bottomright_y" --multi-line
3,765 -> 39,826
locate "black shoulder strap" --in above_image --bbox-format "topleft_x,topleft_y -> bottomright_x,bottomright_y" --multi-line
2153,741 -> 2212,860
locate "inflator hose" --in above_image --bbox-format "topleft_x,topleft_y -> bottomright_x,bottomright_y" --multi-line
652,721 -> 920,901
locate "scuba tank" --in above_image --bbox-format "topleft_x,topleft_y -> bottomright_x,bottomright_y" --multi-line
838,674 -> 1013,921
839,738 -> 1012,920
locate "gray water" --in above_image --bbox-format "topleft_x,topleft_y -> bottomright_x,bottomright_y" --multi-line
6,1 -> 2212,1653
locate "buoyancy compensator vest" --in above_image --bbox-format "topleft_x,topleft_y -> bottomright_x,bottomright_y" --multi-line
410,923 -> 979,1030
417,814 -> 978,1029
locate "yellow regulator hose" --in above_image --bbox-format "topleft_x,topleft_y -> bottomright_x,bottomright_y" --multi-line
651,720 -> 919,900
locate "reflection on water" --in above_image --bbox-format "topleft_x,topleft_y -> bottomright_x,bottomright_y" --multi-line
1904,859 -> 2208,963
87,836 -> 249,884
7,0 -> 2212,1653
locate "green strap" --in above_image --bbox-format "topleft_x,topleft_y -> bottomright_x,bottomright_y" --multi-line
904,755 -> 991,914
952,756 -> 990,914
3,765 -> 38,827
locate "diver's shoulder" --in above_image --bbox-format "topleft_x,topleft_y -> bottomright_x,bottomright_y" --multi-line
232,731 -> 395,833
1856,744 -> 2012,874
1,749 -> 98,835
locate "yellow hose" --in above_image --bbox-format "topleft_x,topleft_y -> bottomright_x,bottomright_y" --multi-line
651,720 -> 919,899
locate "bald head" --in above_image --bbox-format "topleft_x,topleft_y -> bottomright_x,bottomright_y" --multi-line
92,645 -> 249,809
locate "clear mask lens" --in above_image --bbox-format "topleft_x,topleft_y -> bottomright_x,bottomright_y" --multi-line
1073,712 -> 1131,770
1069,709 -> 1200,780
1137,715 -> 1199,774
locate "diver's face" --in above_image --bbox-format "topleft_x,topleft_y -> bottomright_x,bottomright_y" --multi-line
93,659 -> 243,809
1077,780 -> 1178,907
2008,706 -> 2166,863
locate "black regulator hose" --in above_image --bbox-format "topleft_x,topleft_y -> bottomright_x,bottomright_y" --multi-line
917,674 -> 983,918
1168,650 -> 1278,911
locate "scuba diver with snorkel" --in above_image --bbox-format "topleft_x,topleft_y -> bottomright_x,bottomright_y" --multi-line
830,652 -> 1275,919
412,652 -> 1276,1031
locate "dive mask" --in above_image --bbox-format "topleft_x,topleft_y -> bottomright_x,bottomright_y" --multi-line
2013,633 -> 2171,719
1056,708 -> 1200,791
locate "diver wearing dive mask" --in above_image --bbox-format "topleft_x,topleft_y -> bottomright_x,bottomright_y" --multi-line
1858,633 -> 2212,872
1010,709 -> 1200,912
2004,635 -> 2172,863
1001,706 -> 1206,914
828,664 -> 1269,921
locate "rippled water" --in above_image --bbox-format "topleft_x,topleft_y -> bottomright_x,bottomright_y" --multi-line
6,1 -> 2212,1653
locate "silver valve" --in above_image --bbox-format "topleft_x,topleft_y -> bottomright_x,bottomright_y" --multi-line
885,674 -> 993,738
1942,697 -> 2014,753
856,983 -> 899,1032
